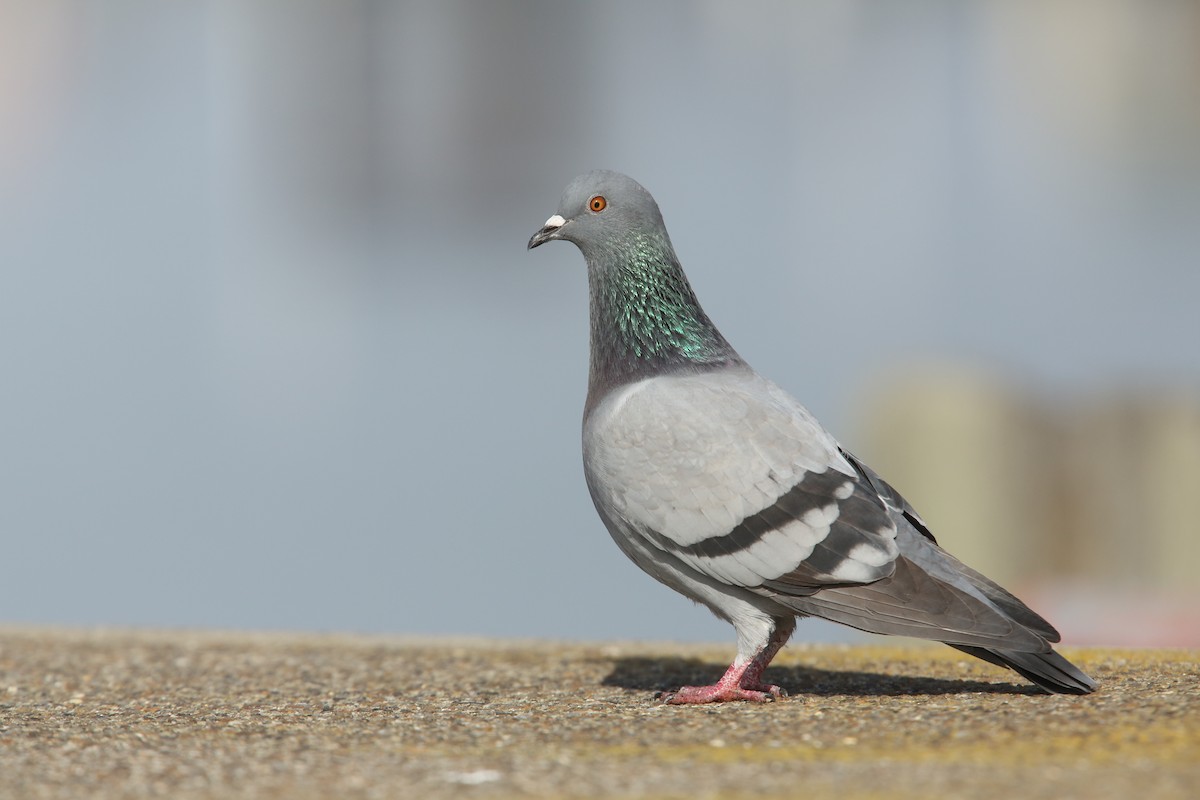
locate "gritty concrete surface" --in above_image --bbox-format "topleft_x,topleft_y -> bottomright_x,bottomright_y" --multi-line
0,628 -> 1195,800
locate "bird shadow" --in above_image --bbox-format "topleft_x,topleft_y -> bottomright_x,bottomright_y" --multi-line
600,655 -> 1040,697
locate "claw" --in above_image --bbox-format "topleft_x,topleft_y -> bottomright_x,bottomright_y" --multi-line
660,681 -> 787,705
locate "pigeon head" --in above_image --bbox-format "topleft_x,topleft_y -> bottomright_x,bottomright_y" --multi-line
527,170 -> 669,257
529,170 -> 743,404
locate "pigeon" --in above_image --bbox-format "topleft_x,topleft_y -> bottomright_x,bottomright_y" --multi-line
527,170 -> 1096,703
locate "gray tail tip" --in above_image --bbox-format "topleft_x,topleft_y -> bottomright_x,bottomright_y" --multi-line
950,645 -> 1098,695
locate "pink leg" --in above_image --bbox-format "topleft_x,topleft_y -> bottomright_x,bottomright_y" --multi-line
662,617 -> 795,705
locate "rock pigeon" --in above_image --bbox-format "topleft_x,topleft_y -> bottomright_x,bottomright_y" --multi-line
527,170 -> 1096,703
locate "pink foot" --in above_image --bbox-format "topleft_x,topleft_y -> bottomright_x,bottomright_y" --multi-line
660,682 -> 786,704
659,617 -> 795,705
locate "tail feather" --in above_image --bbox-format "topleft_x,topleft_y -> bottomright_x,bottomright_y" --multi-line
949,644 -> 1097,695
783,555 -> 1048,651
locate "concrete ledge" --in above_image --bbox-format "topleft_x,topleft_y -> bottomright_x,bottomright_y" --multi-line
0,628 -> 1195,799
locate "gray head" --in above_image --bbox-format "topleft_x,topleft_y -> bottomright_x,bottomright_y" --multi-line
527,170 -> 671,257
528,170 -> 743,405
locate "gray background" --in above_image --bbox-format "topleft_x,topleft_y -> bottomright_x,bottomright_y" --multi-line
2,1 -> 1197,645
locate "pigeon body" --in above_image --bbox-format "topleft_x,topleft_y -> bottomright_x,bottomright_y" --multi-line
528,170 -> 1096,702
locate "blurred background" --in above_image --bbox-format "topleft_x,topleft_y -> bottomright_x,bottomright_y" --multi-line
1,0 -> 1197,648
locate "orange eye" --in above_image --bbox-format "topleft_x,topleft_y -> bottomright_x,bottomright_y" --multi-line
589,195 -> 607,212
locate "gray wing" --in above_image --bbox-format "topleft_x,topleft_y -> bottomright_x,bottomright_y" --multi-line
784,451 -> 1059,647
803,451 -> 1096,692
584,369 -> 903,595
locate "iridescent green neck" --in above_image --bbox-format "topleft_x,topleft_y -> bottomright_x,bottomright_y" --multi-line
585,230 -> 741,402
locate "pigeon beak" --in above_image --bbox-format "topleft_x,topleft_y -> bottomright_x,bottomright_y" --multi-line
527,214 -> 567,250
